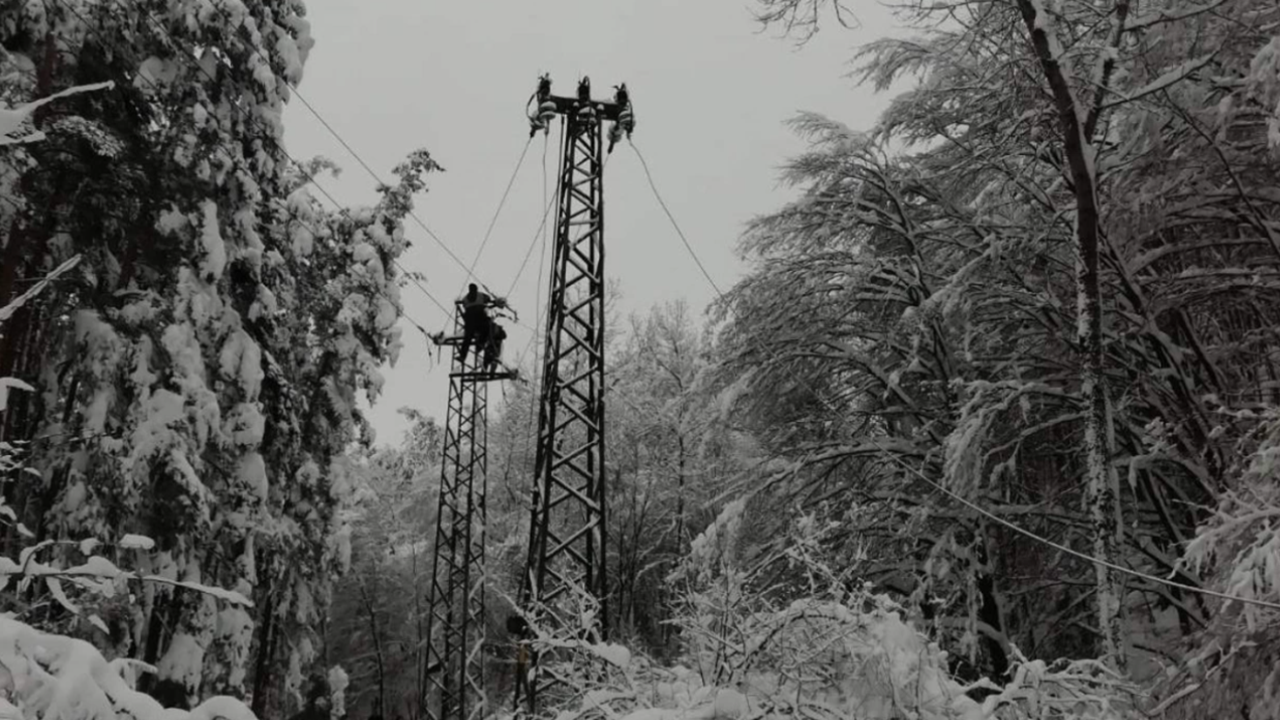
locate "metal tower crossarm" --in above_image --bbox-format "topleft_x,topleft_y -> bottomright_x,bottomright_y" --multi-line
539,93 -> 626,122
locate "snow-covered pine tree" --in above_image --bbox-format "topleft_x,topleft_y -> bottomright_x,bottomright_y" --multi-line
0,2 -> 437,713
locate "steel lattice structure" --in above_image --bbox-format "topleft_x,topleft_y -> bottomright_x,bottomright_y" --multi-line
523,76 -> 632,631
422,309 -> 507,720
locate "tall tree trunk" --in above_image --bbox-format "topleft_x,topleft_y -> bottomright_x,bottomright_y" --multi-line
412,545 -> 425,720
358,574 -> 387,716
1014,0 -> 1129,672
676,436 -> 686,547
252,591 -> 277,717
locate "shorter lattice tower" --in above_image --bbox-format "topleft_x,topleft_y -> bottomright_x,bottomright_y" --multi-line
421,305 -> 514,720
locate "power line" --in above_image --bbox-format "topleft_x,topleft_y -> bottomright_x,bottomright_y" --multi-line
469,136 -> 533,278
280,109 -> 475,290
507,119 -> 566,301
628,138 -> 725,299
506,186 -> 559,301
520,133 -> 554,451
508,127 -> 624,301
621,126 -> 860,426
392,258 -> 451,318
877,443 -> 1280,613
289,89 -> 386,187
515,131 -> 555,372
625,130 -> 846,429
272,55 -> 532,329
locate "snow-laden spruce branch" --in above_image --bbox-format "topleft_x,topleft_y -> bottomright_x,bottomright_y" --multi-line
0,256 -> 81,325
0,81 -> 114,145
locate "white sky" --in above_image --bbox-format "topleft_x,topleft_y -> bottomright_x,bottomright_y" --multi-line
282,0 -> 902,446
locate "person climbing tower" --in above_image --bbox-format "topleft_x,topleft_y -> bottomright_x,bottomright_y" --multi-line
485,322 -> 507,373
459,283 -> 492,365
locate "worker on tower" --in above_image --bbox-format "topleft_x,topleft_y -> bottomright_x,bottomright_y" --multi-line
528,73 -> 555,137
459,283 -> 494,365
608,83 -> 634,153
484,322 -> 507,373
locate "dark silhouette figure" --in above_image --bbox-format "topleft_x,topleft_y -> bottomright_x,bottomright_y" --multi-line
459,283 -> 492,365
507,614 -> 534,712
148,678 -> 191,709
485,323 -> 507,372
285,674 -> 331,720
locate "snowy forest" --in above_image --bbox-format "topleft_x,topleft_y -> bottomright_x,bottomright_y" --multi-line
2,0 -> 1280,718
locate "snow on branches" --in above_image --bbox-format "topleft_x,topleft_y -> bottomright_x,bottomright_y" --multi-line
729,0 -> 1280,705
524,511 -> 1139,720
0,615 -> 259,720
0,0 -> 432,711
0,82 -> 114,146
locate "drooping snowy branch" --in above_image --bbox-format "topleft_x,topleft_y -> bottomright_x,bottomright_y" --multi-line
0,81 -> 113,145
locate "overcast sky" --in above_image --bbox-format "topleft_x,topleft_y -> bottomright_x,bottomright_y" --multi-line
282,0 -> 902,445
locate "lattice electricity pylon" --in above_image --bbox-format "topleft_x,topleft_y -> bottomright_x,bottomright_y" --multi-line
522,75 -> 634,633
421,308 -> 516,720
